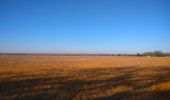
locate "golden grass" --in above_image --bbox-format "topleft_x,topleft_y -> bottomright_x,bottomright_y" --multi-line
0,55 -> 170,100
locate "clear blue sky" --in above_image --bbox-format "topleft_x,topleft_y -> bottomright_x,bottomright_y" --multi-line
0,0 -> 170,54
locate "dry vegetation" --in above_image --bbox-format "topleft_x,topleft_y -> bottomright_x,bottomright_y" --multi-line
0,55 -> 170,100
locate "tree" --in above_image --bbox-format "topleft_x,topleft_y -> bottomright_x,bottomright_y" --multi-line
154,51 -> 164,57
136,53 -> 141,56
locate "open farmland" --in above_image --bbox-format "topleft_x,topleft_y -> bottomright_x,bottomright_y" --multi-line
0,55 -> 170,100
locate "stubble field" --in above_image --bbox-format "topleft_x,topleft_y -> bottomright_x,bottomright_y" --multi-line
0,55 -> 170,100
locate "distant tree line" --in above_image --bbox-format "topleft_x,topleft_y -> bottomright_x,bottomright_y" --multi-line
141,51 -> 170,57
112,51 -> 170,57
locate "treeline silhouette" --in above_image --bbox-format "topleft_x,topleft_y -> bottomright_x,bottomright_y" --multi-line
141,51 -> 170,57
115,51 -> 170,57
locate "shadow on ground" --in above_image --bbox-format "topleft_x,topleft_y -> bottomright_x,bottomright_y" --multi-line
0,66 -> 170,100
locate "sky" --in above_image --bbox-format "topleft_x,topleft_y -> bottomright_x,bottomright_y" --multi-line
0,0 -> 170,54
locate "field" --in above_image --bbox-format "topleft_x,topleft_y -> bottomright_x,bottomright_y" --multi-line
0,55 -> 170,100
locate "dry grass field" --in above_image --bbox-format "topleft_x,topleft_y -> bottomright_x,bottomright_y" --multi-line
0,55 -> 170,100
